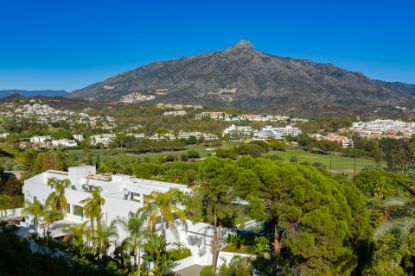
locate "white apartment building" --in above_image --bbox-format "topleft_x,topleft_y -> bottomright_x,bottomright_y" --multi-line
222,124 -> 253,136
22,166 -> 233,268
253,125 -> 302,140
177,131 -> 218,140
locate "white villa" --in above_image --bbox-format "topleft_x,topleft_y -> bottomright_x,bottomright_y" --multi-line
21,166 -> 235,269
90,134 -> 116,146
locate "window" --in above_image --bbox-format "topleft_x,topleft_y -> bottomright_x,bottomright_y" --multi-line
131,192 -> 141,202
73,205 -> 83,217
67,204 -> 71,214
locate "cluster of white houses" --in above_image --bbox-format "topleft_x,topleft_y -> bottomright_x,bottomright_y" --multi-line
223,124 -> 302,140
20,166 -> 235,269
1,101 -> 117,130
195,112 -> 296,122
29,135 -> 83,149
348,119 -> 415,139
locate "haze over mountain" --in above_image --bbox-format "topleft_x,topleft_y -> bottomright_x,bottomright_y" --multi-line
0,89 -> 68,98
70,41 -> 415,118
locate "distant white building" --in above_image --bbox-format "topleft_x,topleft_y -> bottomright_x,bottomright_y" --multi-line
177,131 -> 218,140
253,125 -> 302,140
0,132 -> 9,139
223,124 -> 253,136
30,135 -> 51,145
195,112 -> 231,121
126,133 -> 146,139
163,110 -> 187,116
51,139 -> 78,148
73,134 -> 84,141
148,133 -> 176,141
90,134 -> 116,146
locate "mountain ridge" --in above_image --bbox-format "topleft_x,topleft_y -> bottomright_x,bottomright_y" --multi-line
0,89 -> 68,98
70,41 -> 415,118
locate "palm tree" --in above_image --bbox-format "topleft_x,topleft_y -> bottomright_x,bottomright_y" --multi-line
374,197 -> 415,239
141,190 -> 186,236
93,220 -> 119,257
375,180 -> 415,240
22,198 -> 44,235
45,178 -> 70,213
117,209 -> 148,276
143,233 -> 172,276
63,222 -> 94,256
42,208 -> 64,237
80,186 -> 105,232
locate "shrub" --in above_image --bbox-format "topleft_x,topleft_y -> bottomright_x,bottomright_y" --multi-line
312,161 -> 325,168
219,256 -> 253,276
167,244 -> 192,261
180,154 -> 189,161
200,266 -> 215,276
252,236 -> 271,256
237,144 -> 266,157
249,140 -> 269,152
165,155 -> 177,162
289,156 -> 298,163
268,154 -> 283,161
187,150 -> 200,159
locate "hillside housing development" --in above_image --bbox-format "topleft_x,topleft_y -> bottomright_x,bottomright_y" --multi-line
349,119 -> 415,139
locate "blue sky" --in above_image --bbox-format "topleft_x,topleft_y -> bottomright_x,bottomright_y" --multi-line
0,0 -> 414,91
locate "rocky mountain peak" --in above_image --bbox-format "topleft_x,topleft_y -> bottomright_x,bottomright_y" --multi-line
225,40 -> 256,52
70,41 -> 415,119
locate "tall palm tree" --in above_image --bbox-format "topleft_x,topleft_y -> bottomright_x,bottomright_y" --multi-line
143,233 -> 172,276
22,198 -> 44,235
117,209 -> 148,276
45,178 -> 70,213
80,186 -> 105,231
93,220 -> 119,257
141,190 -> 186,236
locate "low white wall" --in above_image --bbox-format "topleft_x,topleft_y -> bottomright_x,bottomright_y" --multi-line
0,208 -> 23,218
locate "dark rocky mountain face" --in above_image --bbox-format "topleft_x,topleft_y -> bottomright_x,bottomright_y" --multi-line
70,40 -> 415,118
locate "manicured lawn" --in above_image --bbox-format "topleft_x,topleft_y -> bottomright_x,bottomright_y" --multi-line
67,144 -> 216,162
269,149 -> 384,173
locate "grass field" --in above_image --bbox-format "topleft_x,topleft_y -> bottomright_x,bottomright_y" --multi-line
67,144 -> 216,163
68,146 -> 382,174
268,149 -> 384,173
